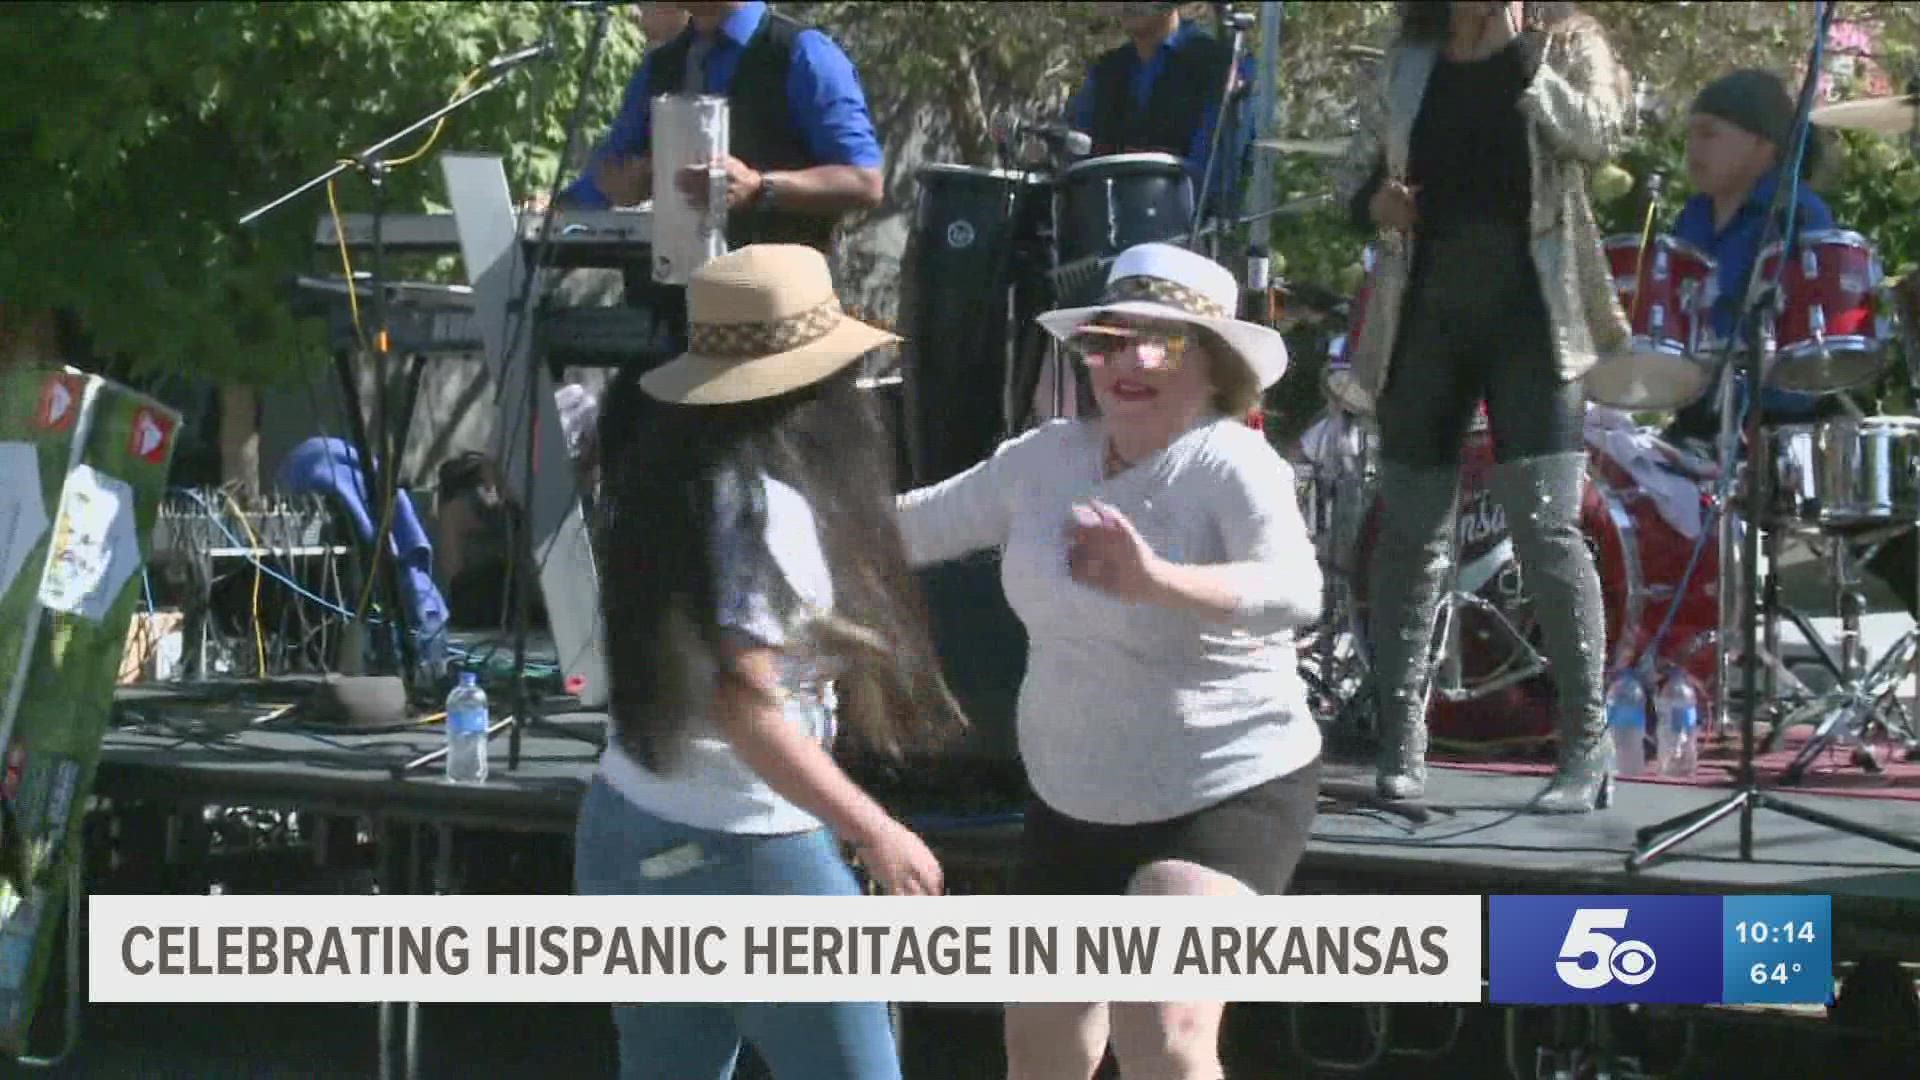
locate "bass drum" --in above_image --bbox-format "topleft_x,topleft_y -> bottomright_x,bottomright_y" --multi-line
1350,429 -> 1723,744
901,164 -> 1046,487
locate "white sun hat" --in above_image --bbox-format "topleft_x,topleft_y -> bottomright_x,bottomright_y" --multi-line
1035,242 -> 1289,390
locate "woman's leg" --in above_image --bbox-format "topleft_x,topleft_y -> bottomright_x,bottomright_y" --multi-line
1106,763 -> 1322,1080
574,780 -> 746,1080
1483,288 -> 1610,814
1004,797 -> 1127,1080
730,829 -> 904,1080
1370,262 -> 1478,800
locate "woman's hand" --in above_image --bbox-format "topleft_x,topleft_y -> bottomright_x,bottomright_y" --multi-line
1481,1 -> 1522,49
1066,501 -> 1166,603
851,818 -> 944,896
1368,179 -> 1419,232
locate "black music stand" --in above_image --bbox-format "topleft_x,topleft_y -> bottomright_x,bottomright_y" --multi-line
1629,8 -> 1920,868
241,44 -> 553,691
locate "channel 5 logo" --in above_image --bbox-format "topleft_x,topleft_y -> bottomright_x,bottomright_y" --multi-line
1490,896 -> 1721,1004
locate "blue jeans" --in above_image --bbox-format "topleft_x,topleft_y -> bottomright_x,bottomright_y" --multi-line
573,777 -> 902,1080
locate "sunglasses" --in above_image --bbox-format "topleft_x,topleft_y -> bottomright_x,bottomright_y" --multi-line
1068,323 -> 1189,370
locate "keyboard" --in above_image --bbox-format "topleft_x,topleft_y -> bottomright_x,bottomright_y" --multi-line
289,276 -> 483,356
313,209 -> 653,266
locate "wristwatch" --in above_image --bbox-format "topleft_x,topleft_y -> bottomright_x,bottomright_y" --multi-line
755,171 -> 780,209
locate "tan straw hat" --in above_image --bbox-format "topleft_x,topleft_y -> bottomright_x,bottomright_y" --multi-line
639,245 -> 899,405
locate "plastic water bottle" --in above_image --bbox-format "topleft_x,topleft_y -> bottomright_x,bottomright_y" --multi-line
1656,672 -> 1701,778
1605,672 -> 1649,778
446,672 -> 490,784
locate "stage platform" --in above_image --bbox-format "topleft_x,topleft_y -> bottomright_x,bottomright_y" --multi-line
92,687 -> 1920,959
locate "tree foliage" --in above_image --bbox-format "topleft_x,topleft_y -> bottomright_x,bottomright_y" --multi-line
0,2 -> 643,383
4,0 -> 1918,411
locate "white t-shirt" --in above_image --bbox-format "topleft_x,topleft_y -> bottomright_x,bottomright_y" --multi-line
597,472 -> 836,834
897,416 -> 1323,825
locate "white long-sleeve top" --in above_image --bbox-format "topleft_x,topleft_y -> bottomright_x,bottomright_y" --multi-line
897,415 -> 1323,825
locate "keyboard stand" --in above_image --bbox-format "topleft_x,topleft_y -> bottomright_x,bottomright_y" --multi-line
441,154 -> 609,725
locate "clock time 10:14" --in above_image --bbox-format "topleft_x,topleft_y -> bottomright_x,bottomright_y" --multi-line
1733,921 -> 1817,945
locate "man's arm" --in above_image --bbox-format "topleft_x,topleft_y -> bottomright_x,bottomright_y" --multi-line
560,63 -> 656,208
771,29 -> 885,213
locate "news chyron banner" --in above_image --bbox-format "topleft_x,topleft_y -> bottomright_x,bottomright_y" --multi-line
88,895 -> 1482,1003
1490,895 -> 1833,1006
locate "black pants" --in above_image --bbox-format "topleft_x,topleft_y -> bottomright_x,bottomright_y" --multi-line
1376,222 -> 1584,466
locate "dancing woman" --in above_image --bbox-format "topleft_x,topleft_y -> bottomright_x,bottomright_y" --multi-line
1328,1 -> 1632,811
578,245 -> 963,1079
899,242 -> 1322,1080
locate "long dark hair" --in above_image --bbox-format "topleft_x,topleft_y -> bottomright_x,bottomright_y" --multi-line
594,361 -> 964,772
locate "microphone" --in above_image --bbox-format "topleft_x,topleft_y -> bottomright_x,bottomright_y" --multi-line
484,41 -> 556,74
1213,3 -> 1256,32
997,118 -> 1092,157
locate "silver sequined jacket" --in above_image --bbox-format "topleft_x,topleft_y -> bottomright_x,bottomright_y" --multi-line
1327,15 -> 1633,414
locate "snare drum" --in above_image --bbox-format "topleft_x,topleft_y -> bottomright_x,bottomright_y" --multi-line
1761,230 -> 1887,394
1816,415 -> 1920,527
1583,236 -> 1718,410
1054,153 -> 1195,266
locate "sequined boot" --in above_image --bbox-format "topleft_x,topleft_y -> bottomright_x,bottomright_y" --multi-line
1489,452 -> 1612,814
1369,461 -> 1462,800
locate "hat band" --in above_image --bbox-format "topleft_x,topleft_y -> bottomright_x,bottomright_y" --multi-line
1101,275 -> 1230,320
687,298 -> 843,359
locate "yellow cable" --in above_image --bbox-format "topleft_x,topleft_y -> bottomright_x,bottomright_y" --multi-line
383,64 -> 488,168
221,490 -> 269,677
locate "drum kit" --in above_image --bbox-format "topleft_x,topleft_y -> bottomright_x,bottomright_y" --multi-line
1297,88 -> 1920,783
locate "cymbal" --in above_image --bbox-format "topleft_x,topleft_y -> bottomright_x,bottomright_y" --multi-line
1810,94 -> 1918,136
1256,137 -> 1347,158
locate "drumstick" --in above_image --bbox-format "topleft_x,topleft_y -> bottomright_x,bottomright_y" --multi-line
1631,187 -> 1659,327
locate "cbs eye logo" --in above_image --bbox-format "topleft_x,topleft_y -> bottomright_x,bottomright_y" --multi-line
1555,908 -> 1657,990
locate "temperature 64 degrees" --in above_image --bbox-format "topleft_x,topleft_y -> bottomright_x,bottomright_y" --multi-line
1722,896 -> 1831,1006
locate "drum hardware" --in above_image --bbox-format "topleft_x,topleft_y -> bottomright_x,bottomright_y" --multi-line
1756,524 -> 1920,782
1631,0 -> 1920,870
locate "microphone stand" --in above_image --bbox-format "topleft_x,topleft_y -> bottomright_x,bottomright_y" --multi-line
1629,2 -> 1920,870
240,46 -> 552,690
1188,5 -> 1256,261
501,2 -> 618,770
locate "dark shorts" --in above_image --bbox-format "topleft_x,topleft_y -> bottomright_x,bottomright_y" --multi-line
1015,759 -> 1322,897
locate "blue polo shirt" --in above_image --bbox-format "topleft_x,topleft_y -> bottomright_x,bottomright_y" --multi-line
1067,23 -> 1256,204
564,2 -> 882,208
1670,168 -> 1836,425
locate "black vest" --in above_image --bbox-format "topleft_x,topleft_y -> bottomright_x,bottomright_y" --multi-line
1088,33 -> 1231,159
648,10 -> 839,252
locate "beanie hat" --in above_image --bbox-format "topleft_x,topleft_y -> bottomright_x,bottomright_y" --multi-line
1692,69 -> 1826,175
